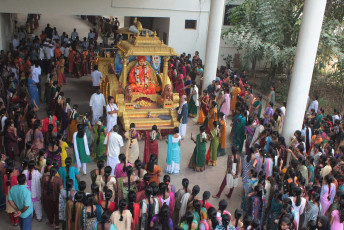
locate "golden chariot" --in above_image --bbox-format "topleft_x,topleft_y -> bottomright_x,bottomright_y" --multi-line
99,24 -> 180,131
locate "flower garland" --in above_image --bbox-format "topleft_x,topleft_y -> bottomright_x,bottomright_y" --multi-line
151,130 -> 157,141
152,56 -> 160,71
129,130 -> 135,148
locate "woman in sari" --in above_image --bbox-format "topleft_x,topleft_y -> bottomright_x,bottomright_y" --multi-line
81,49 -> 89,76
74,52 -> 82,78
4,119 -> 21,161
157,182 -> 175,217
217,112 -> 227,157
59,179 -> 76,229
220,87 -> 230,118
82,195 -> 103,230
67,104 -> 79,143
116,166 -> 139,202
22,160 -> 42,221
320,175 -> 336,216
176,74 -> 185,97
114,154 -> 128,180
124,123 -> 141,164
188,126 -> 207,172
110,199 -> 132,230
93,211 -> 117,230
145,154 -> 162,185
188,82 -> 199,118
206,101 -> 218,134
46,137 -> 62,168
241,169 -> 258,212
230,82 -> 241,114
231,107 -> 247,153
68,48 -> 76,73
166,127 -> 181,175
66,191 -> 85,230
92,119 -> 107,161
127,191 -> 140,230
3,165 -> 19,226
27,73 -> 40,109
205,121 -> 220,166
196,90 -> 208,124
41,167 -> 63,228
245,117 -> 255,155
61,98 -> 71,138
73,124 -> 91,175
143,125 -> 161,164
42,110 -> 57,134
96,166 -> 116,202
247,185 -> 265,225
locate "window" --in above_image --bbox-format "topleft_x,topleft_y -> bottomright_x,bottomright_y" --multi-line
185,20 -> 197,29
223,4 -> 238,26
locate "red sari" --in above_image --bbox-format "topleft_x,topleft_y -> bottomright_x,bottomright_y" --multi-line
68,50 -> 76,73
143,131 -> 159,164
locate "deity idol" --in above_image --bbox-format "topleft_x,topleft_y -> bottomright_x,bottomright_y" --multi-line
128,56 -> 156,94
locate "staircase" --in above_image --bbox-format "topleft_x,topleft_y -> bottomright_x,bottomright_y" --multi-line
121,108 -> 179,130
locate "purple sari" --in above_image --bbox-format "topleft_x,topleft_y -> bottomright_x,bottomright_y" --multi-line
245,126 -> 254,155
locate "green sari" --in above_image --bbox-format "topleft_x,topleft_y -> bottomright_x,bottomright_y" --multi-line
188,97 -> 198,117
233,114 -> 246,153
188,134 -> 207,171
92,125 -> 106,161
206,129 -> 219,166
117,177 -> 138,202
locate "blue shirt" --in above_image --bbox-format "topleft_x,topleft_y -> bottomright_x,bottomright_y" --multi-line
58,166 -> 79,190
8,185 -> 33,218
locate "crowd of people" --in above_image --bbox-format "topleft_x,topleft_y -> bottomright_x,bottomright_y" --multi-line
0,15 -> 344,230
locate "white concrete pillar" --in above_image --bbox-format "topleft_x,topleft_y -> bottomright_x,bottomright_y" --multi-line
202,0 -> 225,90
282,0 -> 327,145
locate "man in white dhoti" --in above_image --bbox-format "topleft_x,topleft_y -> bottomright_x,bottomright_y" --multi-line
89,88 -> 106,125
104,125 -> 123,176
106,96 -> 118,133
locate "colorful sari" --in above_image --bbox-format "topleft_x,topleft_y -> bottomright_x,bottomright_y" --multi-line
188,134 -> 207,171
241,178 -> 258,212
245,125 -> 255,155
114,163 -> 127,180
197,95 -> 209,124
206,108 -> 218,134
157,192 -> 175,217
188,96 -> 198,118
217,120 -> 226,156
143,131 -> 160,164
205,129 -> 219,166
230,87 -> 241,112
66,200 -> 84,230
231,114 -> 246,153
116,178 -> 138,202
176,74 -> 185,97
92,125 -> 106,161
166,135 -> 181,174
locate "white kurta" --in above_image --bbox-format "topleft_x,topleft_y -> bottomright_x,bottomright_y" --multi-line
90,93 -> 106,125
106,103 -> 119,133
104,131 -> 124,176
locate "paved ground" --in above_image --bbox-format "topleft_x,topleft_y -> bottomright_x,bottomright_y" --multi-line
0,14 -> 245,229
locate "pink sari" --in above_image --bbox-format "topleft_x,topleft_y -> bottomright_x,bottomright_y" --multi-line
114,163 -> 127,180
158,192 -> 175,217
176,74 -> 185,97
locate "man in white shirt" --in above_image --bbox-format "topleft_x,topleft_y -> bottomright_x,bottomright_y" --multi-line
106,96 -> 118,133
91,65 -> 103,90
89,88 -> 106,125
88,29 -> 95,40
31,63 -> 42,99
104,125 -> 123,176
71,28 -> 78,41
307,95 -> 318,115
12,35 -> 19,50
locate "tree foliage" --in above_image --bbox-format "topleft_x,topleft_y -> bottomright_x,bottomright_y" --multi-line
223,0 -> 344,79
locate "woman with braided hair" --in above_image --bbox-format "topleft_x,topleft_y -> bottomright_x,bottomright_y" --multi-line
99,189 -> 117,213
59,179 -> 75,229
92,210 -> 117,230
3,165 -> 19,226
110,199 -> 132,230
25,119 -> 43,155
82,194 -> 103,230
116,165 -> 139,202
22,160 -> 42,222
205,121 -> 220,166
97,166 -> 116,202
66,191 -> 85,230
92,118 -> 107,161
58,157 -> 80,190
41,166 -> 63,228
157,182 -> 175,217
